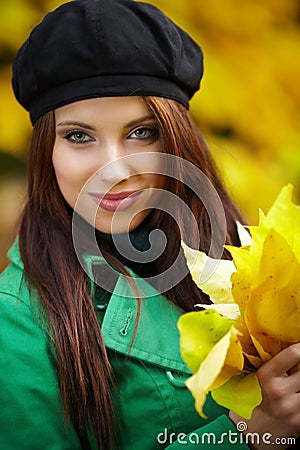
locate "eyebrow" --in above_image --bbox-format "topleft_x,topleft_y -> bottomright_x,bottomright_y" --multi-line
56,114 -> 156,130
56,121 -> 96,130
124,114 -> 156,128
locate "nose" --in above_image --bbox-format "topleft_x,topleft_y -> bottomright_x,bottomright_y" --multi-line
97,142 -> 134,184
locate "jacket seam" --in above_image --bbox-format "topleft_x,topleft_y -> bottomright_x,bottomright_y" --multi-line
105,336 -> 190,373
139,360 -> 181,433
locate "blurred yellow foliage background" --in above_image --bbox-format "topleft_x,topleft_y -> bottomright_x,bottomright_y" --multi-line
0,0 -> 299,271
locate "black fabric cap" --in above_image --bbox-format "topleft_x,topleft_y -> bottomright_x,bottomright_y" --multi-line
12,0 -> 204,124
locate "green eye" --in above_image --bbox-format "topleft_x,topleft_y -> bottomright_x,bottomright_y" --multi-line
130,127 -> 158,140
134,128 -> 149,138
64,130 -> 92,144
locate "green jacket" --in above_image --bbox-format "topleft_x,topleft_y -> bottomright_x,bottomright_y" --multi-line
0,241 -> 249,449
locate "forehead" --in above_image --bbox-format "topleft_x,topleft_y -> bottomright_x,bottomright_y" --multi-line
54,96 -> 153,124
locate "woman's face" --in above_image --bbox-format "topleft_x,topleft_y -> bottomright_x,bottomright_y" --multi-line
53,96 -> 164,234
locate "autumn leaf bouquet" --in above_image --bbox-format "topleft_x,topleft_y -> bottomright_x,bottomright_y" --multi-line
178,184 -> 300,419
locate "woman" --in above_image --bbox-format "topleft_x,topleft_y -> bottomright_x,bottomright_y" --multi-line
0,0 -> 299,449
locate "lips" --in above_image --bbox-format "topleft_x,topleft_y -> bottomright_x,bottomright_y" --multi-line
88,190 -> 142,211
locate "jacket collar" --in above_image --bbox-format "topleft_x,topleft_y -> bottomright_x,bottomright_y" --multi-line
103,277 -> 191,374
89,256 -> 191,374
8,240 -> 191,374
7,238 -> 23,270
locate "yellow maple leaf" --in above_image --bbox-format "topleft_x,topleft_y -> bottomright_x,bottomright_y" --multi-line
178,309 -> 244,418
179,184 -> 300,419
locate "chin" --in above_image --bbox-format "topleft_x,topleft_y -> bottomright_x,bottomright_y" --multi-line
94,211 -> 150,235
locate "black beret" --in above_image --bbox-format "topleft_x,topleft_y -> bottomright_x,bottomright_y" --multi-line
12,0 -> 204,124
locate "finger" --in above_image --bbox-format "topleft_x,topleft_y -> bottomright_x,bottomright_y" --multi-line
259,343 -> 300,378
285,370 -> 300,394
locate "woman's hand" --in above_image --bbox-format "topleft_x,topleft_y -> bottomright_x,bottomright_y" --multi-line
230,343 -> 300,449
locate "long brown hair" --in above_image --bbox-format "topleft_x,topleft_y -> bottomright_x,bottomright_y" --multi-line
18,96 -> 243,448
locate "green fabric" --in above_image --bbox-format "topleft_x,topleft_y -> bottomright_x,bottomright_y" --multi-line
0,240 -> 249,449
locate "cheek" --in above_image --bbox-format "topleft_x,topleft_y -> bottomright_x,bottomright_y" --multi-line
130,146 -> 165,182
52,147 -> 91,189
52,148 -> 89,209
144,150 -> 165,189
147,173 -> 165,189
